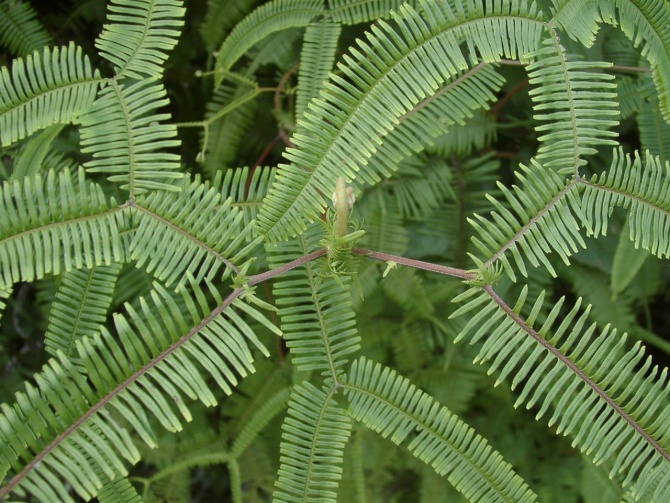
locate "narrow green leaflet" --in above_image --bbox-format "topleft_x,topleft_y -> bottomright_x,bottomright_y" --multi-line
0,0 -> 52,57
451,286 -> 670,501
274,383 -> 352,503
214,0 -> 324,86
79,78 -> 183,196
0,277 -> 274,502
343,356 -> 537,502
45,264 -> 122,362
0,168 -> 126,290
0,43 -> 100,147
95,0 -> 185,80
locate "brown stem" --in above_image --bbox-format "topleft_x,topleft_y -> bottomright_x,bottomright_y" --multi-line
352,248 -> 475,280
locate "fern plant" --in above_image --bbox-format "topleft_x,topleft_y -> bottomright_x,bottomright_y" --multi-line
1,0 -> 670,501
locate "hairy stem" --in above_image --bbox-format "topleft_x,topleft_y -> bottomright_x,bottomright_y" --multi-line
352,248 -> 475,280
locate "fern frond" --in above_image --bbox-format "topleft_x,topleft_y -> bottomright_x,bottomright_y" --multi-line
8,124 -> 65,182
95,0 -> 185,80
0,43 -> 101,147
97,476 -> 142,503
230,386 -> 291,457
221,166 -> 276,230
274,382 -> 352,503
551,0 -> 670,122
610,0 -> 670,122
427,109 -> 498,157
214,0 -> 325,86
0,356 -> 139,503
358,187 -> 409,254
256,0 -> 544,242
468,160 -> 584,281
580,149 -> 670,257
296,20 -> 341,125
638,98 -> 670,166
0,276 -> 274,501
616,75 -> 650,120
610,216 -> 650,298
79,78 -> 183,196
45,264 -> 122,362
382,157 -> 455,220
343,356 -> 538,502
268,224 -> 361,378
362,63 -> 505,180
451,285 -> 670,501
131,176 -> 261,287
327,0 -> 419,24
200,0 -> 256,55
0,168 -> 126,290
526,38 -> 619,174
201,81 -> 258,175
0,287 -> 11,325
0,0 -> 52,57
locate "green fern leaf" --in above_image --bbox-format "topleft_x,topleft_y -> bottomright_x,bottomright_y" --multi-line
214,0 -> 325,86
131,176 -> 261,287
97,476 -> 142,503
0,276 -> 274,501
0,0 -> 52,57
220,165 -> 276,230
526,38 -> 619,173
256,0 -> 544,242
296,20 -> 341,125
79,78 -> 183,196
451,286 -> 670,501
358,186 -> 409,254
361,63 -> 505,180
0,287 -> 11,325
0,356 -> 138,503
327,0 -> 419,24
552,0 -> 670,122
268,224 -> 361,377
274,382 -> 352,503
230,386 -> 291,457
201,81 -> 258,175
45,264 -> 122,362
343,356 -> 538,502
0,43 -> 101,147
95,0 -> 186,80
0,168 -> 126,290
200,0 -> 256,55
638,98 -> 670,166
580,149 -> 670,257
468,159 -> 585,281
8,124 -> 64,182
611,0 -> 670,122
610,216 -> 650,298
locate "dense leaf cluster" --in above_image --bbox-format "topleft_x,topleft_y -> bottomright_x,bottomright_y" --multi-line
0,0 -> 669,502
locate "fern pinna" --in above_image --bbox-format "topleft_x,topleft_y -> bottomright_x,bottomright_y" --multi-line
0,0 -> 669,502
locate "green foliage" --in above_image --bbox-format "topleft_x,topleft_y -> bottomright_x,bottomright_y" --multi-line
0,43 -> 101,146
0,0 -> 52,57
1,0 -> 670,502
